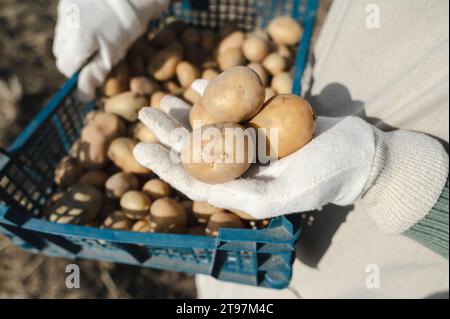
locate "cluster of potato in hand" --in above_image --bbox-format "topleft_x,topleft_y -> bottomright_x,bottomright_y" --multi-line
44,15 -> 313,235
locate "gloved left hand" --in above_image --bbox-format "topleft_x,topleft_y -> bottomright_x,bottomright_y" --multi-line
53,0 -> 169,100
133,79 -> 448,235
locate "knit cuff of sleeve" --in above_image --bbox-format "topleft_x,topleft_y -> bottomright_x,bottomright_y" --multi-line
358,128 -> 449,234
404,178 -> 449,258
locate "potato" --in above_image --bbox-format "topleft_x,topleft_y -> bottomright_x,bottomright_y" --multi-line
75,112 -> 126,169
229,209 -> 255,221
105,172 -> 139,199
201,68 -> 219,80
192,201 -> 225,223
181,123 -> 253,184
277,44 -> 293,64
45,183 -> 103,225
185,46 -> 208,68
205,212 -> 244,237
150,91 -> 166,109
132,122 -> 159,144
201,29 -> 216,52
247,62 -> 269,85
202,66 -> 265,122
107,137 -> 151,175
130,77 -> 159,96
189,103 -> 219,129
262,53 -> 286,75
183,87 -> 201,104
102,210 -> 133,230
142,178 -> 171,200
249,94 -> 315,158
217,47 -> 246,71
86,111 -> 127,139
104,91 -> 147,121
148,198 -> 187,233
132,218 -> 151,232
120,190 -> 151,220
265,87 -> 277,102
181,27 -> 200,47
267,16 -> 303,45
78,170 -> 108,189
54,156 -> 83,188
180,199 -> 197,226
148,43 -> 183,81
176,61 -> 200,88
148,27 -> 177,48
102,62 -> 129,97
76,125 -> 109,169
271,72 -> 292,94
187,225 -> 205,236
162,80 -> 184,95
242,35 -> 270,62
218,31 -> 245,54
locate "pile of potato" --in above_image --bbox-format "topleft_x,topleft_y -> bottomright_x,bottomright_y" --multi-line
44,16 -> 313,236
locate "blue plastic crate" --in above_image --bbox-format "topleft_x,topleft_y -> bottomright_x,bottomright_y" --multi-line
0,0 -> 318,289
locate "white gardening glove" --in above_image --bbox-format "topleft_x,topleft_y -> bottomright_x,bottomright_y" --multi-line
53,0 -> 169,101
133,80 -> 448,234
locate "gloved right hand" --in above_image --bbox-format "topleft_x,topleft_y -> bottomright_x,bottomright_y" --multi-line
53,0 -> 169,101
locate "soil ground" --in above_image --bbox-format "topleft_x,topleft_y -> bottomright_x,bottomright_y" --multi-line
0,0 -> 330,298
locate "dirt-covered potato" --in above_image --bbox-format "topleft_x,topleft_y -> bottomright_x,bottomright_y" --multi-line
105,172 -> 139,199
192,201 -> 225,223
242,35 -> 270,62
267,16 -> 303,45
162,80 -> 184,95
45,183 -> 103,225
262,53 -> 286,76
104,91 -> 147,121
202,66 -> 265,122
102,62 -> 129,97
75,126 -> 108,169
217,47 -> 246,71
264,87 -> 277,102
107,137 -> 151,175
102,210 -> 133,230
120,190 -> 152,220
201,68 -> 219,80
218,31 -> 245,54
186,225 -> 205,236
148,43 -> 183,81
249,94 -> 315,158
189,103 -> 219,129
271,72 -> 292,94
148,198 -> 187,233
76,111 -> 126,169
201,29 -> 216,52
176,61 -> 200,88
142,178 -> 171,200
181,27 -> 200,47
247,62 -> 269,85
181,123 -> 253,184
132,122 -> 159,144
78,170 -> 109,189
205,212 -> 245,237
86,111 -> 127,138
131,218 -> 151,232
130,76 -> 159,96
150,91 -> 166,108
54,156 -> 83,188
183,87 -> 201,104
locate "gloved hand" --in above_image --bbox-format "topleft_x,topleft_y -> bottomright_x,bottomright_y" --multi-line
133,80 -> 448,234
53,0 -> 169,101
